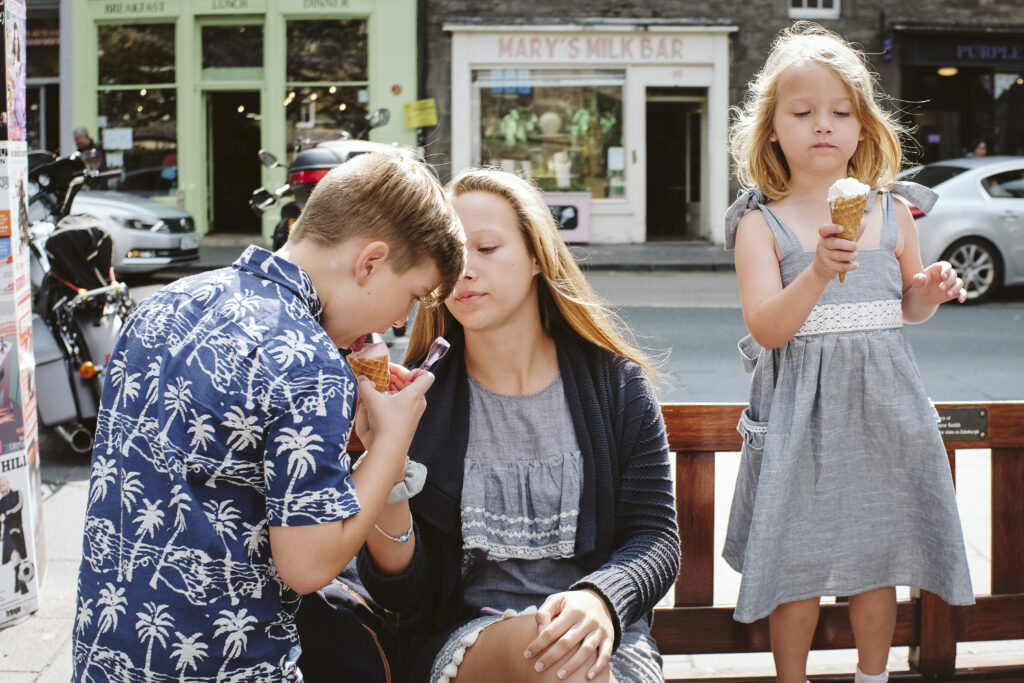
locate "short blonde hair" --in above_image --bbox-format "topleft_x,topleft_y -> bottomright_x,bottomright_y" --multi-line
730,22 -> 907,200
289,151 -> 465,305
404,169 -> 659,383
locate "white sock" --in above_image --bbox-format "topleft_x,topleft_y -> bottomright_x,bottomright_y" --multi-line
854,666 -> 889,683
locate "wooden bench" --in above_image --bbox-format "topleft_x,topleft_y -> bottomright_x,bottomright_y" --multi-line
348,400 -> 1024,680
656,401 -> 1024,682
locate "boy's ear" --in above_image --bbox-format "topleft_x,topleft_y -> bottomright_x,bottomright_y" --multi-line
354,240 -> 391,286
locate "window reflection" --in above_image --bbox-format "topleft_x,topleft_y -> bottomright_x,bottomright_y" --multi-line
98,24 -> 175,85
284,87 -> 368,161
98,89 -> 178,197
27,15 -> 59,79
202,25 -> 263,69
286,20 -> 367,82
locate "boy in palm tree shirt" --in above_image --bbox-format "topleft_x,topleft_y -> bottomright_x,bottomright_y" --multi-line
72,152 -> 464,681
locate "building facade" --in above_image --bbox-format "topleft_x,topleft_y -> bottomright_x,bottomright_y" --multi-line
69,0 -> 420,238
423,1 -> 1024,245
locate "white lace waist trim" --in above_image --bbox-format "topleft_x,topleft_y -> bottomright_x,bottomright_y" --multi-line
795,299 -> 902,337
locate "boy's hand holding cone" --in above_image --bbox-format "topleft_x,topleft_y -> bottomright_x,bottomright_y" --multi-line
827,177 -> 870,283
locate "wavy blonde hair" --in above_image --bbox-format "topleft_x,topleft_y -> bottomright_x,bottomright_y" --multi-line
404,169 -> 658,383
729,22 -> 907,201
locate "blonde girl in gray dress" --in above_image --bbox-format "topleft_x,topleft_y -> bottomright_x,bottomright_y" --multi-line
723,22 -> 974,683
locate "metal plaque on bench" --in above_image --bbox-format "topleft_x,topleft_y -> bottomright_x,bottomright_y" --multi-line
936,407 -> 987,442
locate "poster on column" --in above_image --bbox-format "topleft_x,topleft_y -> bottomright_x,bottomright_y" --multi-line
0,0 -> 42,626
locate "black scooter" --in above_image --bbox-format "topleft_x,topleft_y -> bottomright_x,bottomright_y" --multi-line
250,108 -> 394,250
27,151 -> 134,454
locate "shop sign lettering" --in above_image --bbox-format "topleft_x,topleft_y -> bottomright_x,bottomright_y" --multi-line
497,35 -> 685,62
212,0 -> 248,8
103,1 -> 166,14
956,44 -> 1023,62
303,0 -> 350,8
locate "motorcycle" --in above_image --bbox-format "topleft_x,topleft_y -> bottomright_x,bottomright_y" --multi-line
249,108 -> 397,250
27,151 -> 134,454
251,109 -> 421,337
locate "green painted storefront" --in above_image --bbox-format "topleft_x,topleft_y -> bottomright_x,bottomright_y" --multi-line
72,0 -> 419,240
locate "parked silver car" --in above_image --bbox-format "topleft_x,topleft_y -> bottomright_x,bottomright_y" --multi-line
71,190 -> 200,275
28,150 -> 200,276
900,156 -> 1024,302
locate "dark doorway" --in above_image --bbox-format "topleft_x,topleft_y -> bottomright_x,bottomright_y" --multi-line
208,91 -> 261,233
646,89 -> 703,240
903,66 -> 1024,163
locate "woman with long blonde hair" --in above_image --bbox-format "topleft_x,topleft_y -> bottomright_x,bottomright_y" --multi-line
359,169 -> 679,683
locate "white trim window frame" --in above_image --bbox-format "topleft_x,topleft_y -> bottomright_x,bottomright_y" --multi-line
789,0 -> 841,20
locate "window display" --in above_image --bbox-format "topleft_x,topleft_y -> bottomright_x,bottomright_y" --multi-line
473,69 -> 625,199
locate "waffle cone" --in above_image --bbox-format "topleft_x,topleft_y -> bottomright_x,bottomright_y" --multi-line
346,355 -> 391,392
829,194 -> 868,283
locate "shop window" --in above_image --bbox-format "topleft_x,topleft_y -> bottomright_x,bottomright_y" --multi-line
789,0 -> 840,20
97,89 -> 178,198
284,20 -> 370,159
286,20 -> 367,83
283,86 -> 369,160
474,69 -> 626,199
203,25 -> 263,69
27,15 -> 59,79
98,24 -> 175,85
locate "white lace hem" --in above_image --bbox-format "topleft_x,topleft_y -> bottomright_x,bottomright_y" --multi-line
795,299 -> 902,337
433,606 -> 538,683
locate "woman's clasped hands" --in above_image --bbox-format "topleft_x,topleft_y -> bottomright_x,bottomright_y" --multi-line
524,589 -> 615,681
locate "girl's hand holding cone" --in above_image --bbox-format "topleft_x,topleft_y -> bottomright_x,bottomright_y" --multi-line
812,219 -> 865,283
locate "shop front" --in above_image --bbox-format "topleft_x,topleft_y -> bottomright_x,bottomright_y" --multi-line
446,20 -> 736,244
71,0 -> 419,239
895,26 -> 1024,162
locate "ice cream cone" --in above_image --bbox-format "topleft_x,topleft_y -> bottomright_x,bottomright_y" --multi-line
346,354 -> 391,392
827,178 -> 870,284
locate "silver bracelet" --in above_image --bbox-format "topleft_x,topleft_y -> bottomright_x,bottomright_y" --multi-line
374,513 -> 414,543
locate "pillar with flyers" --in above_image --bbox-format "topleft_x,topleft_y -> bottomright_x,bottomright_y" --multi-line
0,0 -> 43,627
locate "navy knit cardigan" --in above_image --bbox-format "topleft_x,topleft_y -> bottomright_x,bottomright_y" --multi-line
358,327 -> 680,681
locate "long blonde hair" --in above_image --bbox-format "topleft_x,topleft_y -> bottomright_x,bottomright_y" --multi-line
404,169 -> 658,382
729,22 -> 907,201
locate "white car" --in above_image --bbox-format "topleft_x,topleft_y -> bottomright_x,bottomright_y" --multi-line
69,190 -> 200,275
27,150 -> 200,276
900,156 -> 1024,302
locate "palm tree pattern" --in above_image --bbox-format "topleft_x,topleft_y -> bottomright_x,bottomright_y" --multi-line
73,247 -> 361,681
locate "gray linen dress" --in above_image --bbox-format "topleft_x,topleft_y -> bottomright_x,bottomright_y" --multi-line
722,187 -> 975,623
430,374 -> 663,683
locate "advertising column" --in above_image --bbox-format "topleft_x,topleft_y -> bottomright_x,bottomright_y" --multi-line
0,0 -> 44,626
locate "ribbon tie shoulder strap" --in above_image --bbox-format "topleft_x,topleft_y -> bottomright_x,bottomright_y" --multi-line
724,188 -> 767,251
888,180 -> 939,214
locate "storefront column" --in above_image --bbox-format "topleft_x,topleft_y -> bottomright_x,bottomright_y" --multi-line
260,10 -> 288,241
177,9 -> 201,230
